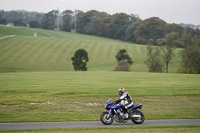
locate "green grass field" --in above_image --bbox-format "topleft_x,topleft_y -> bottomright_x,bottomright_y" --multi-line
0,26 -> 199,133
0,26 -> 181,73
0,71 -> 199,122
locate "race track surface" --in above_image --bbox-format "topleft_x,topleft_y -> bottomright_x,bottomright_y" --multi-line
0,119 -> 200,129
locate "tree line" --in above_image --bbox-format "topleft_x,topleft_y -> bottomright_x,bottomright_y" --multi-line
0,10 -> 43,26
1,9 -> 199,74
0,9 -> 192,45
1,9 -> 199,45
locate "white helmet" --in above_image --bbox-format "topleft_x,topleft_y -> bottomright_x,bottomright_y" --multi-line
118,88 -> 125,96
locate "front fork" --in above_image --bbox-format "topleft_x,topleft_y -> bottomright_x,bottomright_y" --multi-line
106,109 -> 112,119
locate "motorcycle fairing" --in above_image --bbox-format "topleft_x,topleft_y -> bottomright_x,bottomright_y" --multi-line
131,104 -> 143,110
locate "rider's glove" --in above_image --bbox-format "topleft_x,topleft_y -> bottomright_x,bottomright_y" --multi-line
112,101 -> 116,104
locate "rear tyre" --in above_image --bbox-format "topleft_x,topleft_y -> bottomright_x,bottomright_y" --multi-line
131,110 -> 145,124
100,112 -> 114,125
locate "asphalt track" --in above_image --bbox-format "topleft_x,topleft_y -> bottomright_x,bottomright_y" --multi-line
0,119 -> 200,129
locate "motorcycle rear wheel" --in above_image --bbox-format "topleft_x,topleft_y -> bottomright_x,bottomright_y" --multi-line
100,112 -> 114,125
131,110 -> 145,124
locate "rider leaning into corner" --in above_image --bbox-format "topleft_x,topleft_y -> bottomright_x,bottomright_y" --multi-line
112,88 -> 134,119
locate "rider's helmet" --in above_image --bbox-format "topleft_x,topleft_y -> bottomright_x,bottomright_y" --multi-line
118,88 -> 125,96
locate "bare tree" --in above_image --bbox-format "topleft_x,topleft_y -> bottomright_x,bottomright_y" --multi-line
145,43 -> 164,73
157,32 -> 179,73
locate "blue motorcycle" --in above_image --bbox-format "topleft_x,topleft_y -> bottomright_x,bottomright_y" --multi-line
100,99 -> 145,125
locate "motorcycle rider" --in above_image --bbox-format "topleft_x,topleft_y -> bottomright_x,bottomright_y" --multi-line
112,88 -> 134,119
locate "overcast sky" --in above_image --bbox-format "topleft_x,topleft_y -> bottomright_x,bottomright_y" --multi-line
0,0 -> 200,25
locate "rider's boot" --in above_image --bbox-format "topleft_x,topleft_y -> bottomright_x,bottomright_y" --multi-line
124,113 -> 128,119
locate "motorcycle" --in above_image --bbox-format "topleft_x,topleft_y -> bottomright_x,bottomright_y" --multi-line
100,99 -> 145,125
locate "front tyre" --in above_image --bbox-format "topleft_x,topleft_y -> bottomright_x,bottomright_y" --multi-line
100,112 -> 114,125
131,110 -> 145,124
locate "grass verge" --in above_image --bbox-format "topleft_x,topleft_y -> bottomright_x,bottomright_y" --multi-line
0,125 -> 200,133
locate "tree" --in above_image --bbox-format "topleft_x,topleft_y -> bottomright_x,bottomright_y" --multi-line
115,49 -> 133,65
77,10 -> 100,34
0,19 -> 7,25
13,19 -> 26,26
145,43 -> 164,73
1,10 -> 43,25
179,34 -> 200,74
134,17 -> 167,44
29,21 -> 40,28
157,32 -> 179,73
71,49 -> 89,71
124,18 -> 141,42
40,10 -> 58,29
110,13 -> 131,39
165,23 -> 186,47
61,10 -> 73,31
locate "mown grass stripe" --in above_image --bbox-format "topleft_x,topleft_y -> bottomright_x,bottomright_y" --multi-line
15,37 -> 39,57
91,42 -> 101,58
84,42 -> 94,55
33,38 -> 57,63
96,43 -> 105,60
45,39 -> 64,62
127,43 -> 134,59
0,38 -> 26,65
0,38 -> 17,51
50,40 -> 67,61
33,38 -> 56,63
39,39 -> 58,62
60,41 -> 80,62
76,40 -> 88,50
83,41 -> 93,51
141,45 -> 147,57
87,42 -> 96,61
133,45 -> 140,59
19,37 -> 47,64
55,40 -> 74,63
136,44 -> 142,55
110,42 -> 118,59
52,39 -> 71,62
0,37 -> 24,61
101,43 -> 109,60
25,37 -> 50,63
6,37 -> 35,63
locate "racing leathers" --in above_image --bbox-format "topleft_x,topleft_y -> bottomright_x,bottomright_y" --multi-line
113,92 -> 134,118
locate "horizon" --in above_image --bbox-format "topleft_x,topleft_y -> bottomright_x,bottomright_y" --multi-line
0,0 -> 200,25
1,8 -> 200,26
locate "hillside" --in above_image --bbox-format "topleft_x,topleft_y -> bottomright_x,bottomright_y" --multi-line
0,26 -> 181,73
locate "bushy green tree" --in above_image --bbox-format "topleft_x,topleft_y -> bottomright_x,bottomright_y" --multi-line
40,10 -> 58,29
13,19 -> 26,26
61,10 -> 73,31
134,17 -> 167,44
29,21 -> 40,28
71,49 -> 89,71
76,11 -> 141,42
115,49 -> 133,65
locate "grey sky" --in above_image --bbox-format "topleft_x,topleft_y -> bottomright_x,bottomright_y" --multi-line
0,0 -> 199,25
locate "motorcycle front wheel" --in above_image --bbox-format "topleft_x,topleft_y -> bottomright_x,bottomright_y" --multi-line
100,112 -> 114,125
131,110 -> 145,124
